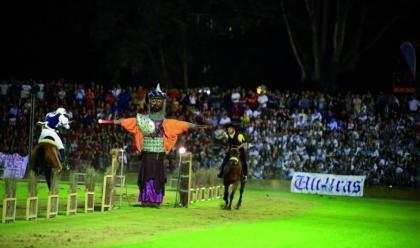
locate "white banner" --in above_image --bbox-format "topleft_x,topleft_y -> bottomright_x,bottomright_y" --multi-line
291,172 -> 366,197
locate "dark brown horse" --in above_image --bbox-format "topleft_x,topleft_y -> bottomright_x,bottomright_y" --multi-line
29,141 -> 62,190
223,148 -> 246,210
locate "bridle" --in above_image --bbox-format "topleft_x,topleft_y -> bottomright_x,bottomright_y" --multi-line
229,156 -> 240,165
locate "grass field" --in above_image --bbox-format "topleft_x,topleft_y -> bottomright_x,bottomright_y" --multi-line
0,178 -> 419,248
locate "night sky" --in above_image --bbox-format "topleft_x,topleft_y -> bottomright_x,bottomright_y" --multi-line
1,1 -> 419,90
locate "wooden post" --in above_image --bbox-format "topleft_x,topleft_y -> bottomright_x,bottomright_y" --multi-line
115,175 -> 126,208
2,197 -> 16,223
101,175 -> 114,212
66,193 -> 78,216
110,149 -> 123,175
200,187 -> 206,201
178,152 -> 192,207
194,188 -> 199,202
74,173 -> 87,185
101,148 -> 123,210
189,188 -> 195,203
215,185 -> 221,198
46,193 -> 59,219
26,196 -> 38,220
208,186 -> 214,199
195,187 -> 200,201
85,191 -> 95,213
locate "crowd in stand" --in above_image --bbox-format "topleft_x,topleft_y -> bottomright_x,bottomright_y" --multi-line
0,78 -> 419,186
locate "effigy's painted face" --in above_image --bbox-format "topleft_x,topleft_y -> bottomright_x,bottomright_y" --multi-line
150,98 -> 164,112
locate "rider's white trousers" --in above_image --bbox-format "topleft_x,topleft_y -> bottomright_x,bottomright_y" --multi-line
38,128 -> 65,150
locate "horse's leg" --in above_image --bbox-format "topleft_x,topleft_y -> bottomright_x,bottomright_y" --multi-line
223,183 -> 229,209
50,147 -> 62,171
228,182 -> 238,210
236,180 -> 246,209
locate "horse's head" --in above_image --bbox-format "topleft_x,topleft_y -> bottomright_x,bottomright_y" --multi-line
229,148 -> 240,162
223,147 -> 242,183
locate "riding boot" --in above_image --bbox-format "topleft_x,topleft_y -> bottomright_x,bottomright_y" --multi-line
242,165 -> 249,176
239,148 -> 249,176
218,153 -> 229,178
58,149 -> 66,163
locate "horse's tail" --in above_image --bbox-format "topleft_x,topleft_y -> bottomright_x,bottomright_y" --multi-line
30,143 -> 45,175
30,143 -> 61,172
30,143 -> 61,190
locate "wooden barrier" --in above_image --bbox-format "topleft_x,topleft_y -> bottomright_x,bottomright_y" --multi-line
215,185 -> 222,198
85,191 -> 95,213
2,197 -> 16,223
74,173 -> 87,184
101,175 -> 114,212
208,186 -> 214,199
46,194 -> 59,219
195,187 -> 201,201
189,188 -> 196,203
178,153 -> 192,207
115,175 -> 126,207
189,185 -> 221,204
199,187 -> 206,201
101,148 -> 123,210
194,188 -> 199,202
66,193 -> 78,216
26,196 -> 38,220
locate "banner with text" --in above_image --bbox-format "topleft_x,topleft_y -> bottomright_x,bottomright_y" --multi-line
291,172 -> 366,197
0,152 -> 29,179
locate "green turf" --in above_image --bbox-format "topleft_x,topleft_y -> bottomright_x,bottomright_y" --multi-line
0,180 -> 419,248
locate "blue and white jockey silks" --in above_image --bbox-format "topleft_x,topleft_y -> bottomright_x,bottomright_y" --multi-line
37,107 -> 70,150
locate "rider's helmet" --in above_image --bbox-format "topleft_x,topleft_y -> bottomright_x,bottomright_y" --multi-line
56,107 -> 67,115
56,107 -> 70,129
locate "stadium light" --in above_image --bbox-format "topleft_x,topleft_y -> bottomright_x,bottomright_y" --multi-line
178,146 -> 186,154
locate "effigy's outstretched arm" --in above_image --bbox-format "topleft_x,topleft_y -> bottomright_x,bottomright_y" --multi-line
113,119 -> 123,125
188,123 -> 208,129
97,119 -> 122,125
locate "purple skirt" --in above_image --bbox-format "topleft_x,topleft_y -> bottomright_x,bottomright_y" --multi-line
137,152 -> 166,204
140,179 -> 163,204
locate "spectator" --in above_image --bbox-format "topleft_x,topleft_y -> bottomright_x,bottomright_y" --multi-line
408,95 -> 420,112
0,79 -> 418,188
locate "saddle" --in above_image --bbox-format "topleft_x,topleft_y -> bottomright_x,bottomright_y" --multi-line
38,138 -> 59,148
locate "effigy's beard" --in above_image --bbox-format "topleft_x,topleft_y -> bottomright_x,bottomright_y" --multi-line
151,106 -> 163,112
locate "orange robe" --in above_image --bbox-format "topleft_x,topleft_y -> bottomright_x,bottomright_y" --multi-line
120,118 -> 189,154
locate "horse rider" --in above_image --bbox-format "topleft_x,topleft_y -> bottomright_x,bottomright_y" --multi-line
37,107 -> 70,162
217,124 -> 248,181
